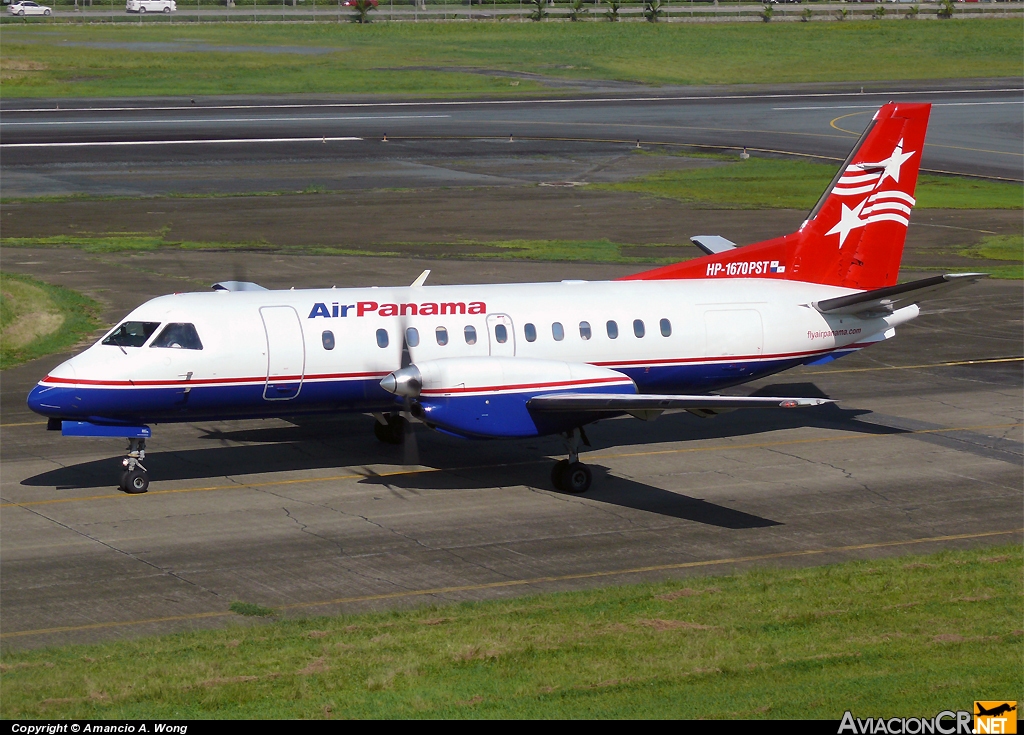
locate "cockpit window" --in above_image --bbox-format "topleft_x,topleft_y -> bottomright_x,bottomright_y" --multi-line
150,323 -> 203,350
102,321 -> 161,348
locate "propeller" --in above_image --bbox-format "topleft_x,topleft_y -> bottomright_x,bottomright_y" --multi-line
381,270 -> 432,465
396,316 -> 419,466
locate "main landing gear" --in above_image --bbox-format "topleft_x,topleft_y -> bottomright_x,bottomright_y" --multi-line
551,427 -> 593,494
373,413 -> 408,445
119,438 -> 149,494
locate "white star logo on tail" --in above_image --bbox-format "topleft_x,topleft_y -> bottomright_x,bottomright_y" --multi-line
825,198 -> 868,247
877,139 -> 915,185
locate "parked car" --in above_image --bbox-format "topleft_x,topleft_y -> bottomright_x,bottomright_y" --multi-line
126,0 -> 176,12
7,1 -> 52,15
342,0 -> 378,5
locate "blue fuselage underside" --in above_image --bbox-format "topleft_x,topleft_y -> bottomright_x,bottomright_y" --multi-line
27,356 -> 823,428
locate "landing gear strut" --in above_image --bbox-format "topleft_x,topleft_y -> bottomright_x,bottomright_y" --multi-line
551,427 -> 592,493
119,438 -> 149,494
373,413 -> 408,445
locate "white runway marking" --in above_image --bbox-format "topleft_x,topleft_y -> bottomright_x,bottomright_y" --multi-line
0,114 -> 452,127
1,136 -> 363,149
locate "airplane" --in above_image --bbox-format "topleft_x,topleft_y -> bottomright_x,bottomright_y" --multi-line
976,703 -> 1017,718
27,102 -> 986,495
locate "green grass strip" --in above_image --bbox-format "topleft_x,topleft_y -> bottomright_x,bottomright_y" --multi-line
0,235 -> 686,264
1,20 -> 1021,98
0,272 -> 102,370
0,544 -> 1019,718
594,157 -> 1024,210
951,233 -> 1024,279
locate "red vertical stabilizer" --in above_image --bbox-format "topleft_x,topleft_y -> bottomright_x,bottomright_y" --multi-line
622,103 -> 931,290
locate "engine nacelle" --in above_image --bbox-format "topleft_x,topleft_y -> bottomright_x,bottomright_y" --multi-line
381,357 -> 635,438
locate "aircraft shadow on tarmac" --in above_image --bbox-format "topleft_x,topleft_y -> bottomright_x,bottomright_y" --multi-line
23,383 -> 905,525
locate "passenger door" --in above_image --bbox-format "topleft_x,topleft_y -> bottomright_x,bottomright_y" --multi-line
260,306 -> 305,400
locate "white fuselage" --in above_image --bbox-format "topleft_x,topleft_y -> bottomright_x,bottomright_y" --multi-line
29,278 -> 917,427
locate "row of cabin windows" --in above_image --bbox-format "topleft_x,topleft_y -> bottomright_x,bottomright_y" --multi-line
526,319 -> 671,342
321,319 -> 672,351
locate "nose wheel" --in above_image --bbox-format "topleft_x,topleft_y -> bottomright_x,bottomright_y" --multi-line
119,438 -> 149,493
550,427 -> 593,493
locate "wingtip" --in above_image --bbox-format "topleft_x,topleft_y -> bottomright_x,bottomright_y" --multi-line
942,272 -> 990,282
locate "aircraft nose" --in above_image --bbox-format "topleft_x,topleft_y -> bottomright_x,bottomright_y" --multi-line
26,361 -> 76,416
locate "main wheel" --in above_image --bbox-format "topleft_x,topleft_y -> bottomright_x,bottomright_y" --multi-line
123,468 -> 149,494
562,462 -> 592,494
550,459 -> 569,491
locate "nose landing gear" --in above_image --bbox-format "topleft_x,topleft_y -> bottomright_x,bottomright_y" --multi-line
551,427 -> 593,494
119,438 -> 149,494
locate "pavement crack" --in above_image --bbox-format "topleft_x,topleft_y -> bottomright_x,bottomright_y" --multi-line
281,506 -> 347,556
764,447 -> 887,502
13,503 -> 222,598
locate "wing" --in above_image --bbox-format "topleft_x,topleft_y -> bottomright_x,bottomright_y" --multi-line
813,273 -> 987,317
528,393 -> 832,420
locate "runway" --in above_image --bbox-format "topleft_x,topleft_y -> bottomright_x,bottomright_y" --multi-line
0,82 -> 1021,650
1,79 -> 1021,200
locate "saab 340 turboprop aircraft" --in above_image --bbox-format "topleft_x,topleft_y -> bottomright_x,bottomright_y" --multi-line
28,102 -> 985,495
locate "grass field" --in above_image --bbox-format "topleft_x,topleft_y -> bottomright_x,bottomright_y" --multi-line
1,544 -> 1020,718
0,272 -> 102,369
1,20 -> 1021,97
595,155 -> 1024,209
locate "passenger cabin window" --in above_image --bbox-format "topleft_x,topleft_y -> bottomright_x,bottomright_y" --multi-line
524,323 -> 537,342
464,325 -> 477,345
376,329 -> 389,348
103,321 -> 160,348
552,322 -> 564,341
322,330 -> 335,351
406,327 -> 420,348
579,321 -> 591,341
495,324 -> 508,343
436,327 -> 449,346
606,320 -> 618,339
633,319 -> 645,338
660,319 -> 672,337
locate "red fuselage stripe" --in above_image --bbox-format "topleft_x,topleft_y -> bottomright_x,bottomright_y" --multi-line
421,376 -> 632,396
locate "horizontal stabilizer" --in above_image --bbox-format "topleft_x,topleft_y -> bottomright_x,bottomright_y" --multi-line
814,273 -> 988,316
212,281 -> 268,292
690,235 -> 737,256
528,393 -> 832,413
